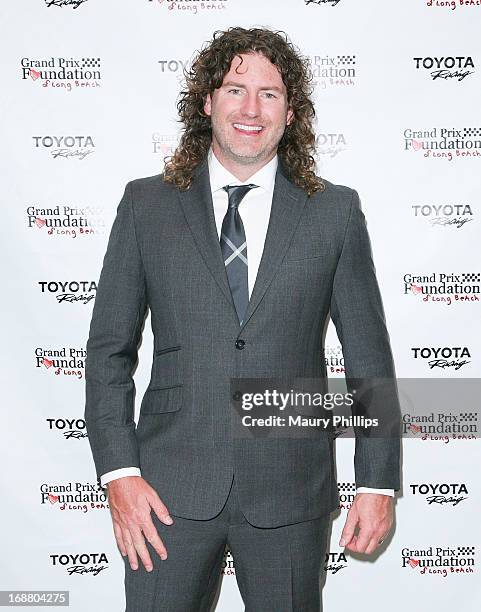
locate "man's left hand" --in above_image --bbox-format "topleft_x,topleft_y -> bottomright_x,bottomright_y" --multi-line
339,493 -> 393,554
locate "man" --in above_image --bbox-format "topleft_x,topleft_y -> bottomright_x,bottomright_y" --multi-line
85,27 -> 400,611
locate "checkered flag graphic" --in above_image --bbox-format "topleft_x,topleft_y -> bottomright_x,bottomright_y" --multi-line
463,128 -> 481,138
459,413 -> 478,422
337,55 -> 356,65
81,58 -> 101,69
461,273 -> 480,283
337,482 -> 356,492
457,546 -> 475,556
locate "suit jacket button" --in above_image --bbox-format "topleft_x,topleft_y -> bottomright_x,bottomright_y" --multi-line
235,338 -> 246,350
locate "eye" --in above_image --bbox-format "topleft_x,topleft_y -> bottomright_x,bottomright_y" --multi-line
228,88 -> 242,95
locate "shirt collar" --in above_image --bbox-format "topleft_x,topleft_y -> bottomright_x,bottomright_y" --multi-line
207,146 -> 278,193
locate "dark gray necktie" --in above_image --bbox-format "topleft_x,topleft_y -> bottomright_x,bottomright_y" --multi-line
220,184 -> 258,325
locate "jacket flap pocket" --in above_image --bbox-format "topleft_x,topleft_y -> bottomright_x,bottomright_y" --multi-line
140,386 -> 182,414
149,346 -> 182,390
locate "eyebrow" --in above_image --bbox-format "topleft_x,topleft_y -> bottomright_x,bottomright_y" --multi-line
222,81 -> 284,93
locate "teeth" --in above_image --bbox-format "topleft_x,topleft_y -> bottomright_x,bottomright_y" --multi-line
234,124 -> 263,132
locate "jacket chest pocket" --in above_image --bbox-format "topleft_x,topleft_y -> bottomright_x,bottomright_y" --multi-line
284,227 -> 334,262
140,345 -> 183,414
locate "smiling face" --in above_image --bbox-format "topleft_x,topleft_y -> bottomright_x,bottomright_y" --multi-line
203,52 -> 294,180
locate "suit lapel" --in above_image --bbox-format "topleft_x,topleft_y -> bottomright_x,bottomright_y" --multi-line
177,156 -> 309,328
177,158 -> 237,315
239,163 -> 308,331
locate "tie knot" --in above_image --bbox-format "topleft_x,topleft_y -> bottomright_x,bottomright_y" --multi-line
222,183 -> 258,209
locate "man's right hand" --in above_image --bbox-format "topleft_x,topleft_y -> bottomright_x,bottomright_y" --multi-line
106,476 -> 174,572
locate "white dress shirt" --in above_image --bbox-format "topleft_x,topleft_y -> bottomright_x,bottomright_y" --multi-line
100,148 -> 394,498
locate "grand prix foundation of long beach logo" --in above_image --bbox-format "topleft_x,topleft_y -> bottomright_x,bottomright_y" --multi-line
402,546 -> 475,577
21,57 -> 102,91
323,344 -> 345,375
425,0 -> 481,10
403,411 -> 478,442
309,54 -> 357,89
337,482 -> 356,510
403,272 -> 480,305
26,202 -> 105,238
41,481 -> 108,513
404,127 -> 481,160
148,0 -> 230,13
34,346 -> 86,379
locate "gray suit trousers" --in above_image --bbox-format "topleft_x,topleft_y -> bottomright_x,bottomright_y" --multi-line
124,473 -> 331,612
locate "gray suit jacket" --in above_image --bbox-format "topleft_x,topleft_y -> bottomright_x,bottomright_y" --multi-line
84,156 -> 400,528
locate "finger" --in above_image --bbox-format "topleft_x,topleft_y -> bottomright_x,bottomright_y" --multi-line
122,526 -> 139,571
344,534 -> 359,552
339,510 -> 358,547
129,524 -> 154,572
112,520 -> 127,556
149,492 -> 174,526
363,536 -> 380,555
377,532 -> 388,547
142,520 -> 168,561
351,526 -> 373,553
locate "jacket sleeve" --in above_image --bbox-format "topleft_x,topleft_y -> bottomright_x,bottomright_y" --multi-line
84,181 -> 148,482
329,189 -> 401,491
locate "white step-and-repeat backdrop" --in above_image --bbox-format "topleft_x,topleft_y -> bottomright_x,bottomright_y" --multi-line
1,1 -> 480,610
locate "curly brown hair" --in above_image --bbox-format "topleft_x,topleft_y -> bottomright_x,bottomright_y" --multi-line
162,26 -> 325,196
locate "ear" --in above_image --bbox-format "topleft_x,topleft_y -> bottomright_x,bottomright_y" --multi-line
286,107 -> 294,126
204,93 -> 212,117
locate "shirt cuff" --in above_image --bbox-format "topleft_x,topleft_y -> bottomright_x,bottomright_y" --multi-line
356,487 -> 394,496
100,467 -> 142,489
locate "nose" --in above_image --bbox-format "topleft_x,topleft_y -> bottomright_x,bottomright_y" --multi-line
240,92 -> 261,118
